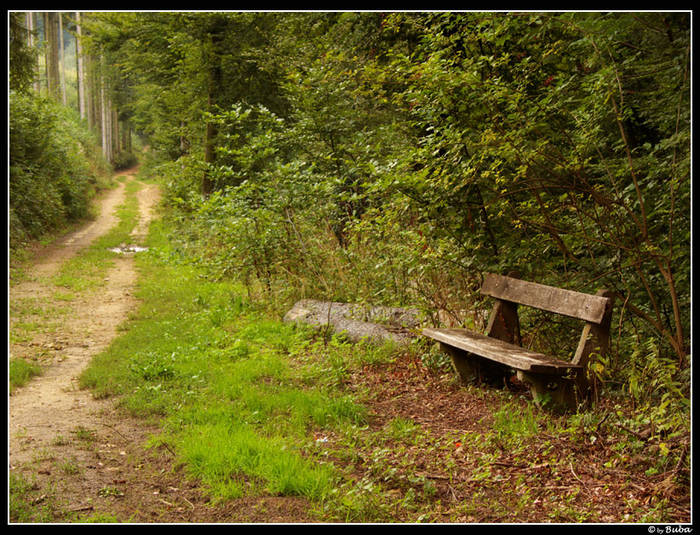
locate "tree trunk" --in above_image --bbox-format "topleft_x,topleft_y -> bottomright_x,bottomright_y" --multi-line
100,67 -> 108,159
43,13 -> 49,95
58,12 -> 66,105
202,28 -> 224,196
86,54 -> 94,130
26,12 -> 41,93
112,108 -> 119,159
44,12 -> 60,100
122,119 -> 131,154
202,93 -> 217,195
107,98 -> 114,163
76,12 -> 86,119
91,55 -> 100,135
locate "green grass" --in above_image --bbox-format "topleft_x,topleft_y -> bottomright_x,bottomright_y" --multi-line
491,403 -> 541,443
9,472 -> 57,522
52,178 -> 141,292
177,423 -> 336,500
75,512 -> 121,523
79,215 -> 377,511
9,358 -> 42,394
59,457 -> 82,476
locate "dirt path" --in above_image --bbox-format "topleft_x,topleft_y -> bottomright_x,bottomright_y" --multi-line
8,172 -> 181,521
8,172 -> 320,523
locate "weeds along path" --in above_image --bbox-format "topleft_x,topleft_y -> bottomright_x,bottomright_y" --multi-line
9,171 -> 164,520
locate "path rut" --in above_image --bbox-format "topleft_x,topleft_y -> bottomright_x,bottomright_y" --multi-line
8,172 -> 169,520
9,172 -> 314,523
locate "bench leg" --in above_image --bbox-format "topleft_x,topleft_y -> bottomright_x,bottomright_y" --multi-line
574,369 -> 596,407
440,343 -> 510,387
516,371 -> 579,411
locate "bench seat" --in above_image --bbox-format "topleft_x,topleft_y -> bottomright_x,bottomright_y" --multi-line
421,273 -> 614,409
423,327 -> 582,375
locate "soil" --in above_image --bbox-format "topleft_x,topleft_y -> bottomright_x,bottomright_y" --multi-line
348,357 -> 691,523
8,169 -> 691,525
9,170 -> 316,524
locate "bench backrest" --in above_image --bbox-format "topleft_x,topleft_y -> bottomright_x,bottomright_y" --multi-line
481,273 -> 610,325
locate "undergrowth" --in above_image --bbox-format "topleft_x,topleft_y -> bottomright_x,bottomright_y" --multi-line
79,215 -> 376,514
75,189 -> 689,523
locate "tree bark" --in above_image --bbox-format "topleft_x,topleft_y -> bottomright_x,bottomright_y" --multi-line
100,65 -> 108,159
59,12 -> 67,105
202,94 -> 217,195
122,119 -> 131,153
26,12 -> 41,93
76,12 -> 86,119
112,108 -> 119,158
44,12 -> 60,100
86,53 -> 95,131
202,28 -> 224,196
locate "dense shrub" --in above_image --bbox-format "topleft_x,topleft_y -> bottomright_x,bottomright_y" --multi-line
9,92 -> 111,248
112,150 -> 139,171
90,12 -> 690,414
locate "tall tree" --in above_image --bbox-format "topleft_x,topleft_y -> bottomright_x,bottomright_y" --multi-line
202,19 -> 225,195
25,12 -> 40,93
10,12 -> 37,94
44,12 -> 61,100
76,12 -> 86,119
59,12 -> 67,105
100,53 -> 108,159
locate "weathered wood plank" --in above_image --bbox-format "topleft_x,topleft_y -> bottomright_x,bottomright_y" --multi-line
481,274 -> 610,324
423,327 -> 582,374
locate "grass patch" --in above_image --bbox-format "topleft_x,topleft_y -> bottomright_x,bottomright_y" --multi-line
75,512 -> 122,523
177,423 -> 336,500
72,426 -> 98,444
80,215 -> 373,510
385,417 -> 423,444
490,402 -> 541,446
9,472 -> 58,522
9,358 -> 42,394
52,178 -> 141,292
53,291 -> 77,302
59,457 -> 82,476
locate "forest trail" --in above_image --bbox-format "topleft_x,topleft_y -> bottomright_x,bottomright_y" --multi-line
8,169 -> 691,524
8,171 -> 182,521
9,172 -> 314,522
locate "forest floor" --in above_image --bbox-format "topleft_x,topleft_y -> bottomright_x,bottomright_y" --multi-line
8,170 -> 190,522
8,169 -> 691,525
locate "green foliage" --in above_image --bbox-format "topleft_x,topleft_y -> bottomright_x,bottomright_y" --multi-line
112,150 -> 138,171
10,92 -> 110,249
9,358 -> 42,394
381,12 -> 690,360
9,473 -> 56,523
490,403 -> 541,449
86,12 -> 690,411
623,338 -> 690,440
9,12 -> 38,94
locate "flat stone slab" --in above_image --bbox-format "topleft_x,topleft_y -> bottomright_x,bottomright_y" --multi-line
284,299 -> 423,344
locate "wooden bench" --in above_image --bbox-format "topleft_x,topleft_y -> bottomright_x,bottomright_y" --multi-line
423,273 -> 614,409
